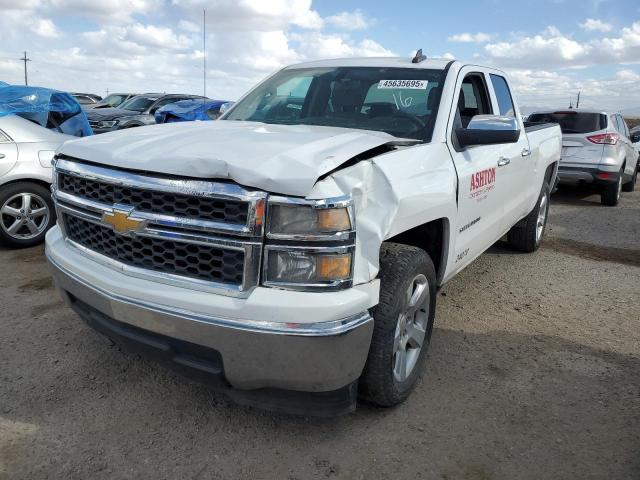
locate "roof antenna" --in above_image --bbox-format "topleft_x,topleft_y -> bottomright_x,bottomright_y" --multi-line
412,49 -> 427,63
576,91 -> 580,109
569,96 -> 573,109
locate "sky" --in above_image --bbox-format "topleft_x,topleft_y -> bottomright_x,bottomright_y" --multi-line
1,0 -> 639,113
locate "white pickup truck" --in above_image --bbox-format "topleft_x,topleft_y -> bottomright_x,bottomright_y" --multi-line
46,56 -> 561,415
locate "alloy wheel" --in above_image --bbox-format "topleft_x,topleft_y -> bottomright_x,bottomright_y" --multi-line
0,193 -> 50,240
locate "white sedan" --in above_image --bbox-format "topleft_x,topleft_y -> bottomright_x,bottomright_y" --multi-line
0,115 -> 71,247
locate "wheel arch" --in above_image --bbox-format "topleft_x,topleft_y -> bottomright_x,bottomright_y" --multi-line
384,217 -> 450,286
0,177 -> 51,192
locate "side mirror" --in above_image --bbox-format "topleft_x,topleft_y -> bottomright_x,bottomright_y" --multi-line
218,102 -> 234,118
631,132 -> 640,143
456,115 -> 520,148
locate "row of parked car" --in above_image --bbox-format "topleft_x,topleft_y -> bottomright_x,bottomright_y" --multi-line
0,82 -> 231,247
71,91 -> 231,133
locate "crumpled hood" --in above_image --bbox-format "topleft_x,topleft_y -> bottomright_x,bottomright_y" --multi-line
58,121 -> 406,196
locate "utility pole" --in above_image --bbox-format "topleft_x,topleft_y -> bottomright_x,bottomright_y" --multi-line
203,9 -> 206,99
20,51 -> 31,86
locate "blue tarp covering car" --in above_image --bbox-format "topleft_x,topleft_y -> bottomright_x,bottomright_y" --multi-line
0,83 -> 92,137
154,99 -> 230,124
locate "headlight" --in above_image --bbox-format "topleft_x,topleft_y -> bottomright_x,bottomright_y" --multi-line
267,197 -> 353,240
97,120 -> 118,128
264,247 -> 353,289
263,196 -> 355,291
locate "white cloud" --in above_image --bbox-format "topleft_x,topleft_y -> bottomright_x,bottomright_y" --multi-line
172,0 -> 324,31
448,32 -> 492,43
616,69 -> 640,81
30,18 -> 59,38
484,22 -> 640,69
326,9 -> 374,30
49,0 -> 162,23
125,24 -> 193,51
292,33 -> 393,59
508,67 -> 640,112
580,18 -> 612,32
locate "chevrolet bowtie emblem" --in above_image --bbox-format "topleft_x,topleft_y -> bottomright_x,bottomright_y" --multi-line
102,209 -> 145,234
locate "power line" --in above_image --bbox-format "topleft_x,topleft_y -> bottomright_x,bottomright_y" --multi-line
20,51 -> 31,86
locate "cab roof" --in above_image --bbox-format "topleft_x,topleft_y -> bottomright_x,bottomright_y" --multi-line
285,57 -> 455,70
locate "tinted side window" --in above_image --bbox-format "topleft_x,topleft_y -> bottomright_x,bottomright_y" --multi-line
490,74 -> 515,117
457,74 -> 492,128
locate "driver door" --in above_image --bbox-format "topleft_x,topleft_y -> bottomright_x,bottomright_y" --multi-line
447,69 -> 504,272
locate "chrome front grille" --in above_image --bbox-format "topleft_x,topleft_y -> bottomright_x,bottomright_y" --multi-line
58,173 -> 250,225
53,157 -> 266,297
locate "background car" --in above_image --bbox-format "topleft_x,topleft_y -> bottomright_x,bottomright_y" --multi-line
0,84 -> 92,137
87,93 -> 206,133
71,93 -> 102,106
528,109 -> 638,205
154,99 -> 230,123
0,84 -> 92,247
83,93 -> 138,110
0,115 -> 73,247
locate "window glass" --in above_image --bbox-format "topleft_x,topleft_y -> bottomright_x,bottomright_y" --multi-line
456,74 -> 491,128
225,67 -> 447,141
528,112 -> 607,134
120,96 -> 158,112
490,74 -> 515,117
461,83 -> 478,109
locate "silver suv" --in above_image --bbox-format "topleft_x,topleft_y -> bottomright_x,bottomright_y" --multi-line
528,109 -> 639,206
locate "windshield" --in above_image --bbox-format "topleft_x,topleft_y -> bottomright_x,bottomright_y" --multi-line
528,111 -> 607,134
119,96 -> 158,112
100,94 -> 128,107
224,67 -> 447,141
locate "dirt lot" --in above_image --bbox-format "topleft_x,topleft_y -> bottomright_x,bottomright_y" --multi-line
1,186 -> 639,480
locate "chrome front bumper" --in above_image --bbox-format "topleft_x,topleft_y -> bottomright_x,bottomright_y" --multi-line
47,253 -> 374,393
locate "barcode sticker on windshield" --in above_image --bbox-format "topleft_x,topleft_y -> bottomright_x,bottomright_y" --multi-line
378,80 -> 428,89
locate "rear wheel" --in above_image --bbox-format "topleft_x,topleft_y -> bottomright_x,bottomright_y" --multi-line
622,166 -> 637,192
507,181 -> 550,253
0,182 -> 55,248
601,170 -> 623,206
360,243 -> 437,407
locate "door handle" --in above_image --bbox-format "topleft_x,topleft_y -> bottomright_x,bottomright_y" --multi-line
497,157 -> 511,167
521,148 -> 532,157
0,154 -> 5,159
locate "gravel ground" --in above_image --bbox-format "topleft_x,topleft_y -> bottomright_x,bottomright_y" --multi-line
1,186 -> 639,480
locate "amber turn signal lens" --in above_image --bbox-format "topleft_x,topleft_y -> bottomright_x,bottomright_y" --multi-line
317,208 -> 351,232
317,254 -> 352,281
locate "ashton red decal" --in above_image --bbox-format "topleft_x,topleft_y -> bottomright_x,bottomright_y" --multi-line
469,167 -> 496,201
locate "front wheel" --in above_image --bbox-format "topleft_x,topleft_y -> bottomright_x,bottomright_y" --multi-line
360,243 -> 437,407
0,182 -> 56,248
507,181 -> 550,253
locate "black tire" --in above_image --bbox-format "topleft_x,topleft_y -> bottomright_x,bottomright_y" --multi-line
601,170 -> 623,206
507,181 -> 550,253
360,243 -> 437,407
622,166 -> 637,192
0,182 -> 56,248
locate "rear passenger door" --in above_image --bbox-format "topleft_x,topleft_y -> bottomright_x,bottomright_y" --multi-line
487,73 -> 533,229
447,68 -> 504,271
